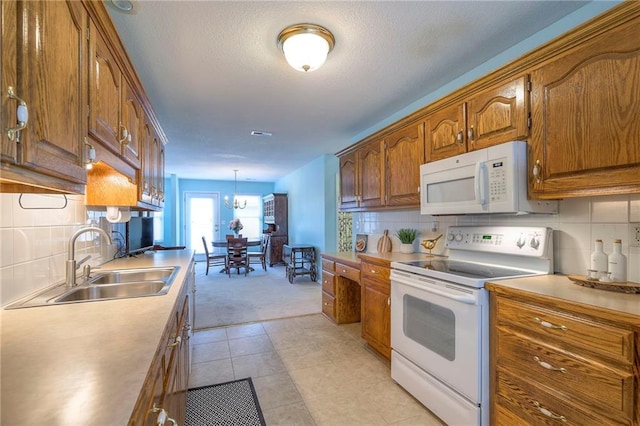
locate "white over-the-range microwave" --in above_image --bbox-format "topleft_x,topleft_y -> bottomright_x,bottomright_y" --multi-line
420,141 -> 558,215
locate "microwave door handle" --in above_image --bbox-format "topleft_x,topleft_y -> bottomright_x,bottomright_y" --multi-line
474,162 -> 487,205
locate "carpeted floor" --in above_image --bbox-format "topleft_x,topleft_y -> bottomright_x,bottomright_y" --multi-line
186,378 -> 266,426
193,260 -> 321,330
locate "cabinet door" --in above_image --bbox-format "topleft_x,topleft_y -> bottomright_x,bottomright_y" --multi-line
385,122 -> 424,207
8,1 -> 87,184
121,79 -> 143,169
140,119 -> 153,204
361,280 -> 391,359
88,20 -> 122,156
529,18 -> 640,199
467,75 -> 529,151
339,151 -> 358,210
155,139 -> 165,207
425,103 -> 467,162
358,139 -> 385,209
1,0 -> 17,164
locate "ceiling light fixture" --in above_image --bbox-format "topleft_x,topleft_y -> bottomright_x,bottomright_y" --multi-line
224,169 -> 247,210
277,24 -> 335,73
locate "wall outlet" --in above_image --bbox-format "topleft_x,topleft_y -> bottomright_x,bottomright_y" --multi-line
630,223 -> 640,247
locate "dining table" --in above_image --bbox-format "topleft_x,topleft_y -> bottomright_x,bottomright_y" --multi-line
212,238 -> 262,273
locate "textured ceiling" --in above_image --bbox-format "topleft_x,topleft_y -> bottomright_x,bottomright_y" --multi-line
107,1 -> 589,183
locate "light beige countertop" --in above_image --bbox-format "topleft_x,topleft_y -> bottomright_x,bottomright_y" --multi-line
322,251 -> 433,266
487,274 -> 640,323
0,250 -> 195,425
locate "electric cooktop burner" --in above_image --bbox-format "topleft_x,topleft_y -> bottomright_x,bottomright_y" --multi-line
402,259 -> 536,280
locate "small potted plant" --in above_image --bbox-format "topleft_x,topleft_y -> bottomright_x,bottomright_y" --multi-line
396,228 -> 418,253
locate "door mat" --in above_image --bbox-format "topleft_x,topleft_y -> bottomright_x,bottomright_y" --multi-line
186,378 -> 266,426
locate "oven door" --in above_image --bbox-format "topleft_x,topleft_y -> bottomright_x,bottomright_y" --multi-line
390,269 -> 485,403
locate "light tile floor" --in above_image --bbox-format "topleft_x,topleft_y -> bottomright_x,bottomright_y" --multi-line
190,314 -> 445,425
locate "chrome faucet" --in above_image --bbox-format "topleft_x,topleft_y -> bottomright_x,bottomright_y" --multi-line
66,226 -> 112,288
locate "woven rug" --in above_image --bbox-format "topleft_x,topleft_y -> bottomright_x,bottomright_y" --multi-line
186,378 -> 266,426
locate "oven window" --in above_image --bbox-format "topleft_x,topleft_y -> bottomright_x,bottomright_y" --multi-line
403,294 -> 455,361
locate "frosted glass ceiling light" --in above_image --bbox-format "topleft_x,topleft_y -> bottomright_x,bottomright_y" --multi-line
277,24 -> 335,72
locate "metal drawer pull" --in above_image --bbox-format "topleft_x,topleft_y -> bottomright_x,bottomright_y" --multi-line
152,404 -> 178,426
533,401 -> 567,422
533,356 -> 566,373
534,317 -> 567,331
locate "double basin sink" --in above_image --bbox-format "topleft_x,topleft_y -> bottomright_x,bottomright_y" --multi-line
7,267 -> 178,309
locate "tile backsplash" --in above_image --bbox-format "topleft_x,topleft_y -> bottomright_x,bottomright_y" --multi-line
0,193 -> 116,306
354,193 -> 640,283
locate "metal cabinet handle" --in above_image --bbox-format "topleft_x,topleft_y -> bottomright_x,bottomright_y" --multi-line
6,86 -> 28,142
119,124 -> 131,145
456,129 -> 464,144
534,317 -> 567,331
168,335 -> 181,347
533,401 -> 567,422
467,125 -> 474,143
533,356 -> 566,373
152,404 -> 178,426
387,297 -> 390,306
370,269 -> 377,274
533,160 -> 542,183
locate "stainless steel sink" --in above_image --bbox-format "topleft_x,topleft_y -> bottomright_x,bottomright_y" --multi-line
55,281 -> 167,302
88,267 -> 175,284
5,266 -> 179,309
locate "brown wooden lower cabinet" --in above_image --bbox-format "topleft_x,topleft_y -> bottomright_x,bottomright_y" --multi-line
320,255 -> 360,324
360,256 -> 391,360
488,284 -> 638,426
129,288 -> 190,425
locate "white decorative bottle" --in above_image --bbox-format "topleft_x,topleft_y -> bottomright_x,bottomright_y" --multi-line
590,239 -> 608,276
608,239 -> 627,282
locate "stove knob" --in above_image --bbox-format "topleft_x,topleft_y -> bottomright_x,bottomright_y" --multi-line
530,237 -> 540,249
454,233 -> 463,242
447,233 -> 455,242
516,235 -> 526,248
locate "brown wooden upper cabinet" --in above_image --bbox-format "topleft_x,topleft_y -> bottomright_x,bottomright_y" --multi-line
1,0 -> 88,193
339,122 -> 424,211
425,75 -> 530,162
89,19 -> 143,173
528,11 -> 640,199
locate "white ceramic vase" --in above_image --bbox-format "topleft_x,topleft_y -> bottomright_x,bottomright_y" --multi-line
400,243 -> 414,254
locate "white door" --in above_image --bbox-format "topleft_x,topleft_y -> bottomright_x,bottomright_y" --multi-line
185,192 -> 220,255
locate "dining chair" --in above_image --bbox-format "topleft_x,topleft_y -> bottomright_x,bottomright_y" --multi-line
248,234 -> 270,271
226,237 -> 249,276
202,236 -> 227,275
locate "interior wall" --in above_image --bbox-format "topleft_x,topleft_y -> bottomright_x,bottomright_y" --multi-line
274,154 -> 338,253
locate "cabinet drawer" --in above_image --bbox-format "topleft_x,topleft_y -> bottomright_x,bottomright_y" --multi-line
335,262 -> 360,282
495,297 -> 634,364
321,270 -> 335,295
321,258 -> 335,272
322,291 -> 335,320
497,329 -> 635,418
361,262 -> 389,287
495,368 -> 628,426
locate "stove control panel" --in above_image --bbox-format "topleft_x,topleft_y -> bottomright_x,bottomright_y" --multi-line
445,226 -> 552,257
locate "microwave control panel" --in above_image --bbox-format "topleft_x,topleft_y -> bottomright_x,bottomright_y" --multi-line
487,160 -> 507,202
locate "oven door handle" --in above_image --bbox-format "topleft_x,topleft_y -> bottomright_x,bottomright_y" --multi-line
394,277 -> 477,305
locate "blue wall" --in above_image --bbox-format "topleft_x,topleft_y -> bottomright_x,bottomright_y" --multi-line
274,155 -> 338,255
